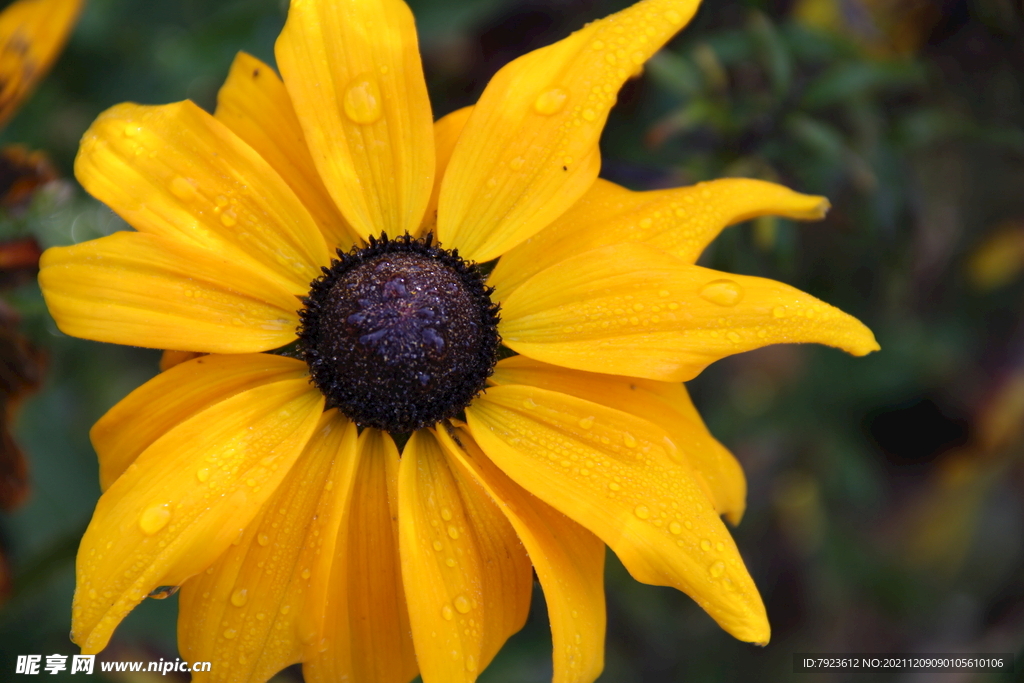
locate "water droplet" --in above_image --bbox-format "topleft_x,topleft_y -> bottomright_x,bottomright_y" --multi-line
669,521 -> 682,535
139,505 -> 171,535
301,568 -> 311,579
220,210 -> 237,227
658,289 -> 670,297
445,557 -> 456,567
772,306 -> 787,318
608,482 -> 621,491
223,628 -> 237,640
533,87 -> 568,115
591,39 -> 606,50
727,331 -> 741,343
454,595 -> 471,613
605,52 -> 618,65
698,279 -> 744,307
123,124 -> 140,137
578,416 -> 595,429
582,108 -> 597,122
279,605 -> 291,614
716,542 -> 725,551
447,525 -> 459,539
432,540 -> 443,551
442,604 -> 454,620
523,398 -> 538,409
231,588 -> 248,607
342,76 -> 383,124
509,157 -> 525,170
196,468 -> 209,482
684,520 -> 693,529
147,585 -> 178,600
709,561 -> 726,578
665,9 -> 683,24
623,432 -> 637,448
700,539 -> 712,551
258,533 -> 269,546
634,505 -> 651,520
440,507 -> 453,521
466,655 -> 478,673
169,176 -> 196,201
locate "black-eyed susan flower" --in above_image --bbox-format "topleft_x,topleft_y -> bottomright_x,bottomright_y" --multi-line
38,0 -> 879,681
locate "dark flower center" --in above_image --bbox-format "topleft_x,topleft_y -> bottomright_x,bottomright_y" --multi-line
298,233 -> 500,433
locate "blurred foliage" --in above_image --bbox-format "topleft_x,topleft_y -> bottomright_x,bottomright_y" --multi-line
0,0 -> 1023,681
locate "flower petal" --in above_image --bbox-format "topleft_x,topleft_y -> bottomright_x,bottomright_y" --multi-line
39,231 -> 301,354
417,106 -> 474,238
490,178 -> 830,296
490,356 -> 746,524
215,51 -> 360,251
71,379 -> 324,654
74,100 -> 329,294
304,428 -> 418,683
500,242 -> 880,382
275,0 -> 434,239
177,411 -> 358,683
436,0 -> 701,262
398,429 -> 532,682
436,426 -> 606,683
92,354 -> 308,492
0,0 -> 84,128
466,384 -> 770,644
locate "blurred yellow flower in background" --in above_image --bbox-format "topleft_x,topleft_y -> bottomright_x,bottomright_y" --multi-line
38,0 -> 878,680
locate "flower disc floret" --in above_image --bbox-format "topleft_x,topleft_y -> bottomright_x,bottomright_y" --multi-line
298,233 -> 500,433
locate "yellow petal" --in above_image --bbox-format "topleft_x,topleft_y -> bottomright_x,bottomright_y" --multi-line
436,426 -> 606,683
0,0 -> 84,128
177,412 -> 358,683
490,355 -> 746,524
436,0 -> 701,262
92,354 -> 308,492
500,242 -> 880,382
159,350 -> 203,372
490,178 -> 830,296
276,0 -> 434,239
39,231 -> 301,354
72,379 -> 324,654
215,51 -> 360,252
74,100 -> 329,295
466,384 -> 770,644
417,106 -> 474,238
304,428 -> 418,683
398,429 -> 533,682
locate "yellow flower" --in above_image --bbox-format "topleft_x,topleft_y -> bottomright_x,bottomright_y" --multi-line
39,0 -> 879,681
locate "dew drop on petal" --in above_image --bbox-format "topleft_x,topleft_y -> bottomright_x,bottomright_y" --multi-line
533,87 -> 568,115
454,595 -> 471,614
342,76 -> 383,124
432,540 -> 443,551
147,585 -> 179,600
447,525 -> 459,539
634,505 -> 651,520
231,588 -> 248,607
700,539 -> 712,552
466,655 -> 478,673
138,505 -> 171,535
698,279 -> 744,307
169,176 -> 196,201
301,568 -> 311,580
223,629 -> 237,640
257,533 -> 269,546
623,432 -> 637,448
442,604 -> 454,621
709,561 -> 726,578
669,521 -> 682,535
578,416 -> 595,429
196,468 -> 209,482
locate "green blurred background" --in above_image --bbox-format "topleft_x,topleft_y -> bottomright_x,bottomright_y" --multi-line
1,0 -> 1023,680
